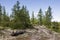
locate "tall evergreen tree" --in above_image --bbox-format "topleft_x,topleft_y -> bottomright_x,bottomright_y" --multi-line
0,4 -> 2,25
24,7 -> 31,26
2,6 -> 10,27
12,1 -> 20,21
19,6 -> 31,28
45,6 -> 52,27
3,6 -> 6,21
48,6 -> 52,25
38,9 -> 43,25
45,11 -> 49,26
11,1 -> 21,29
11,1 -> 32,29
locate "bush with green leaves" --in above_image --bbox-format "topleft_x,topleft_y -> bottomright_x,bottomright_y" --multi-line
52,21 -> 59,32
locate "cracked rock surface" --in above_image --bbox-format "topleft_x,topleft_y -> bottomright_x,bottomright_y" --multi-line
0,25 -> 60,40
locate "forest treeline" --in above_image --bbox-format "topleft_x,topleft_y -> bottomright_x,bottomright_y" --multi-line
0,1 -> 60,32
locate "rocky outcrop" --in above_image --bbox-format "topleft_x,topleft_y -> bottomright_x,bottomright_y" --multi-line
0,25 -> 60,40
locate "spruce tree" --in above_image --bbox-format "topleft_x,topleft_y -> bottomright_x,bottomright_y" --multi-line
38,9 -> 43,25
2,6 -> 10,27
45,6 -> 52,28
48,6 -> 52,26
19,6 -> 31,28
11,1 -> 21,29
11,1 -> 32,29
12,1 -> 20,21
0,4 -> 2,25
3,6 -> 6,21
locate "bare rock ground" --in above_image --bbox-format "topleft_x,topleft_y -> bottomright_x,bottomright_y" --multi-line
0,25 -> 60,40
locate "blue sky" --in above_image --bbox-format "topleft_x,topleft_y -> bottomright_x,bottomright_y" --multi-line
0,0 -> 60,22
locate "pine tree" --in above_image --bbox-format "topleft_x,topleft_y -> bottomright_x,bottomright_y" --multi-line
3,6 -> 6,21
11,1 -> 32,29
45,11 -> 49,26
45,6 -> 52,28
12,1 -> 20,21
24,7 -> 31,27
0,4 -> 2,25
38,9 -> 43,25
2,6 -> 10,27
11,1 -> 21,29
48,6 -> 52,26
19,6 -> 32,28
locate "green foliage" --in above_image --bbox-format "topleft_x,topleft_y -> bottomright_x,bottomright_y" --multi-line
51,21 -> 59,32
42,15 -> 46,25
38,9 -> 43,25
45,6 -> 52,28
0,4 -> 2,25
31,18 -> 38,25
10,1 -> 32,29
2,6 -> 10,27
0,1 -> 60,33
31,11 -> 35,25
